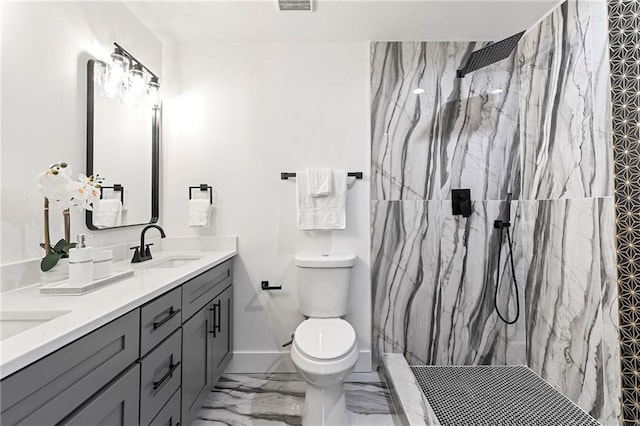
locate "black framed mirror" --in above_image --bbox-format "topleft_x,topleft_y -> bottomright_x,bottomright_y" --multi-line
86,58 -> 159,230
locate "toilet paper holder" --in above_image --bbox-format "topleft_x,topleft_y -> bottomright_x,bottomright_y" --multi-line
282,333 -> 294,347
261,280 -> 282,291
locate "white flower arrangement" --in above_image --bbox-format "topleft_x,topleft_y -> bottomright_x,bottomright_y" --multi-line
37,162 -> 103,272
37,162 -> 102,211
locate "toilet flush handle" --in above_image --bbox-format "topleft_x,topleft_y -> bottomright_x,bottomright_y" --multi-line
282,333 -> 295,348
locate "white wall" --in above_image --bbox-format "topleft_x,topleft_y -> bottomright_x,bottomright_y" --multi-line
1,2 -> 162,264
162,41 -> 372,372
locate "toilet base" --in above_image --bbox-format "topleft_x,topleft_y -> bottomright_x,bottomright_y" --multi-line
301,382 -> 350,426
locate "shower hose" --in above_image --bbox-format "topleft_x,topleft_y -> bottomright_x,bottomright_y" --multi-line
494,210 -> 520,325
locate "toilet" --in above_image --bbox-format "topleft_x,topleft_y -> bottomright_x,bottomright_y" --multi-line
291,253 -> 358,426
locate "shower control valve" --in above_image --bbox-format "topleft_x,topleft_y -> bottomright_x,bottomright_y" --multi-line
494,219 -> 511,229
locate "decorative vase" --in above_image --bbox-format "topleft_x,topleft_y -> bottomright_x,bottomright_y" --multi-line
40,258 -> 69,284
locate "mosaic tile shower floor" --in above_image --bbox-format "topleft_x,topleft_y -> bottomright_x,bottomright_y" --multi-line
192,373 -> 401,426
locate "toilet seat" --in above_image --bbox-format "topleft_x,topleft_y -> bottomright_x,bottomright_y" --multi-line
294,318 -> 356,361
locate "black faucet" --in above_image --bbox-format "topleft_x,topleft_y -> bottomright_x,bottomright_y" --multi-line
131,224 -> 166,263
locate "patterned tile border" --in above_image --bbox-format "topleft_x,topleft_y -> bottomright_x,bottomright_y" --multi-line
608,1 -> 640,423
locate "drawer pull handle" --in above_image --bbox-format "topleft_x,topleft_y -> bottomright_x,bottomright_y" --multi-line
215,300 -> 221,333
208,300 -> 222,336
153,307 -> 181,330
152,361 -> 181,391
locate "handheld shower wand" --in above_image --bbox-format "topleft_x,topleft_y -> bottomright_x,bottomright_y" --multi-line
493,193 -> 520,325
494,193 -> 512,229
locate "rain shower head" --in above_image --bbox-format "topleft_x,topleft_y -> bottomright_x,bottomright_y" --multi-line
456,31 -> 525,78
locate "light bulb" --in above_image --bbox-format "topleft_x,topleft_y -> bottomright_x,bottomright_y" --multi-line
125,64 -> 146,106
106,51 -> 129,99
147,79 -> 160,107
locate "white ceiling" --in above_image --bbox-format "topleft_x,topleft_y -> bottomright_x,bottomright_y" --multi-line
124,0 -> 564,44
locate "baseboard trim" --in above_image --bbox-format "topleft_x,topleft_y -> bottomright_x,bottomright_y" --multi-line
225,350 -> 372,374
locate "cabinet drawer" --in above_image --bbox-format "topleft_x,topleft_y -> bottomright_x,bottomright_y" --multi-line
0,310 -> 139,426
60,363 -> 140,426
148,387 -> 181,426
182,259 -> 232,321
141,287 -> 182,355
140,328 -> 182,425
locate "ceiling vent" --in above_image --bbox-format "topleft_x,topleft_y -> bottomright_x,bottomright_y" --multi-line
277,0 -> 314,12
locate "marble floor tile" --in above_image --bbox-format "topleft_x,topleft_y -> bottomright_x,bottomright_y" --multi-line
193,373 -> 401,426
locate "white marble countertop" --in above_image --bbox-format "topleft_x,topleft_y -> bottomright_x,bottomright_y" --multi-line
0,237 -> 237,378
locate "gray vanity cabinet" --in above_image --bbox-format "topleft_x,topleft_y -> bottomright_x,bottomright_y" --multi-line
0,257 -> 234,426
181,259 -> 234,426
60,364 -> 140,426
0,310 -> 139,425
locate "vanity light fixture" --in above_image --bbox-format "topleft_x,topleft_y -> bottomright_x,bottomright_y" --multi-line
96,42 -> 160,107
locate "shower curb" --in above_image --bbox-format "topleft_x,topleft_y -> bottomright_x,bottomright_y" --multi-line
381,353 -> 439,426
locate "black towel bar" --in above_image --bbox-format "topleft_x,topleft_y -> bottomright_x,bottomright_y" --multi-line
188,184 -> 213,204
99,184 -> 124,204
280,172 -> 363,180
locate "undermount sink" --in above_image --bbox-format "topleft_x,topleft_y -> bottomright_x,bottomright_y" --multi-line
145,255 -> 204,269
0,310 -> 72,340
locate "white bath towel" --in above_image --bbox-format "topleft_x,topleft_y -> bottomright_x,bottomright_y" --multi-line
306,168 -> 333,197
188,199 -> 212,227
297,170 -> 347,230
93,199 -> 122,228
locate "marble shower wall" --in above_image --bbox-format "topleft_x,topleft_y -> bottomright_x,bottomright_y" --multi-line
371,200 -> 525,366
371,0 -> 620,424
519,1 -> 620,424
371,40 -> 526,366
519,1 -> 613,200
371,42 -> 521,202
521,198 -> 618,423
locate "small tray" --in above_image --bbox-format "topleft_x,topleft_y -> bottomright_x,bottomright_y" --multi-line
39,270 -> 134,295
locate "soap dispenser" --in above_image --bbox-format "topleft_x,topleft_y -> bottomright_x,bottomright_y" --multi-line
69,234 -> 93,286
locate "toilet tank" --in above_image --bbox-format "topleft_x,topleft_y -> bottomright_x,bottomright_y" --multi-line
294,253 -> 356,318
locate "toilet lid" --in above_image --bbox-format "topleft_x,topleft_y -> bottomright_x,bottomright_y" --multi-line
294,318 -> 356,360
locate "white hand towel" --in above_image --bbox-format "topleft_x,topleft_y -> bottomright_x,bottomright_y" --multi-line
297,170 -> 347,230
92,199 -> 123,228
306,168 -> 333,197
188,199 -> 211,227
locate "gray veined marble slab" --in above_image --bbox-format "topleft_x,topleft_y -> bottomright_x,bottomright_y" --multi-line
519,0 -> 613,200
372,200 -> 526,367
597,196 -> 622,426
192,373 -> 401,426
522,197 -> 615,425
436,200 -> 526,366
371,42 -> 441,202
370,41 -> 521,203
589,0 -> 615,200
382,353 -> 438,426
438,47 -> 521,203
372,200 -> 442,360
